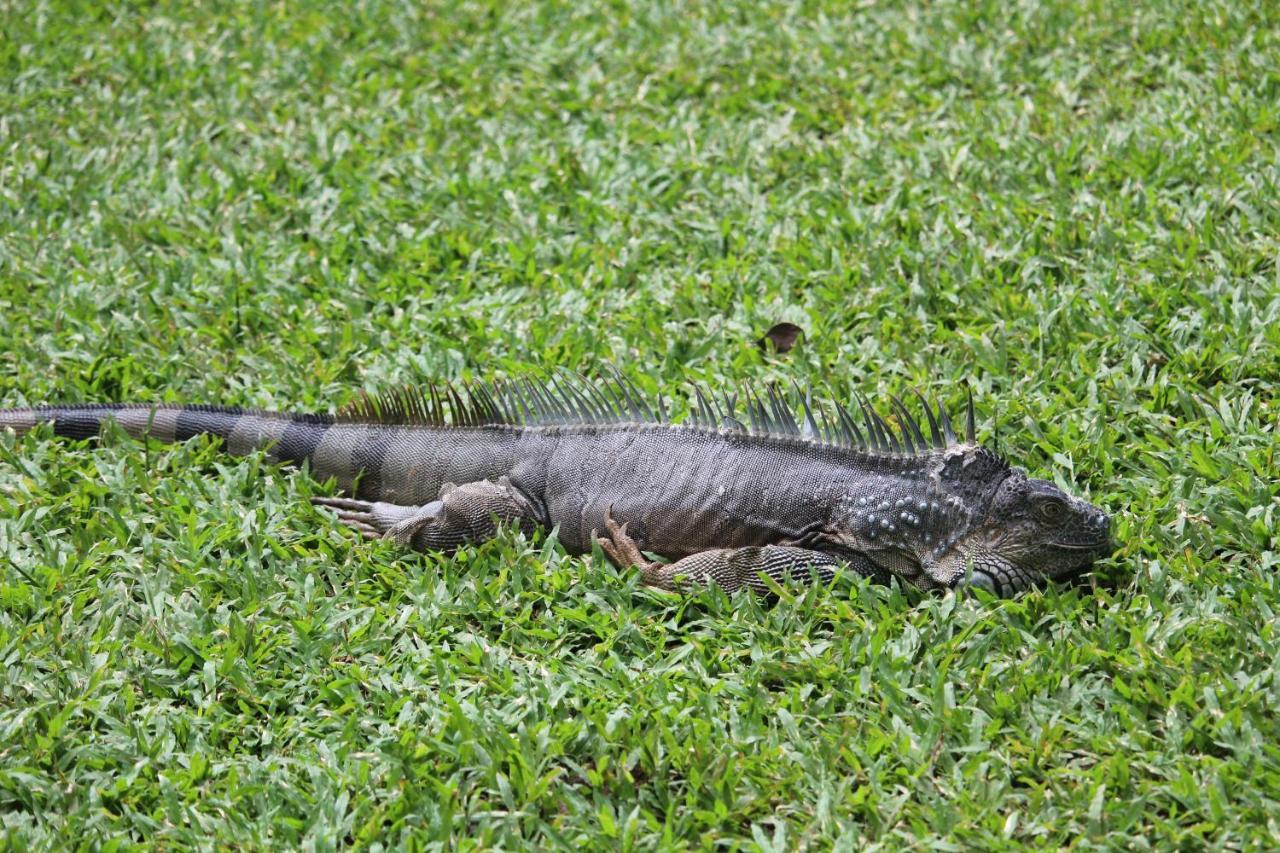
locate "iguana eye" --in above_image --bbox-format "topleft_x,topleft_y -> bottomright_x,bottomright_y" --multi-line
1036,497 -> 1066,522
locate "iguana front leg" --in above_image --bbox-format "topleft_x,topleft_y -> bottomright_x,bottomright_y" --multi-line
313,476 -> 542,551
594,509 -> 845,595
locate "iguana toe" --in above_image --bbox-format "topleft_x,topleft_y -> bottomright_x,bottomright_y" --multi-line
312,495 -> 443,544
595,507 -> 653,571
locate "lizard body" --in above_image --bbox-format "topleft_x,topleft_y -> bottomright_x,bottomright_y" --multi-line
0,376 -> 1114,596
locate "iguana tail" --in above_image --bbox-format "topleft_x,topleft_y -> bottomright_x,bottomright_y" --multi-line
0,402 -> 527,505
0,403 -> 334,466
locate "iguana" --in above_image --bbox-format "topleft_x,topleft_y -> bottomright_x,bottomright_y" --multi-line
0,374 -> 1113,597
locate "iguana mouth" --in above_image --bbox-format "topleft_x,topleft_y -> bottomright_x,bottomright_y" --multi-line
1050,540 -> 1109,551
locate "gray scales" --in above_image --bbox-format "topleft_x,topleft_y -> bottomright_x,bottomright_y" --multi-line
0,373 -> 1114,597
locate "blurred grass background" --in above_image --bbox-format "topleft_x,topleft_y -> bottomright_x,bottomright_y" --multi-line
0,0 -> 1277,846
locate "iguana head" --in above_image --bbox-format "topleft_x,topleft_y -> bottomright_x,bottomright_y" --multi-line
908,445 -> 1113,595
934,465 -> 1113,595
830,444 -> 1113,596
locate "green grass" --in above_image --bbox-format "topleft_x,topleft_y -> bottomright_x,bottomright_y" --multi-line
1,0 -> 1278,846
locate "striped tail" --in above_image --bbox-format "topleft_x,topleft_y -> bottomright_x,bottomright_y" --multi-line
0,403 -> 336,466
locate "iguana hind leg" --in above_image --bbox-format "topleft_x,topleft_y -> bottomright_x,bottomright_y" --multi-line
313,476 -> 541,551
594,508 -> 845,595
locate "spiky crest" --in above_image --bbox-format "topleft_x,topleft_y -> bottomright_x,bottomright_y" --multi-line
337,370 -> 982,457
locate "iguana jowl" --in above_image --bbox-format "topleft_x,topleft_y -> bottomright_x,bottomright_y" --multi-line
0,375 -> 1113,597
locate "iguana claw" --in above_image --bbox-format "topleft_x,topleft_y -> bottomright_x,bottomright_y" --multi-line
312,496 -> 383,539
311,495 -> 442,544
593,506 -> 656,572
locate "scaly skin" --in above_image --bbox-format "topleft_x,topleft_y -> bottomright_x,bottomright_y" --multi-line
0,380 -> 1114,598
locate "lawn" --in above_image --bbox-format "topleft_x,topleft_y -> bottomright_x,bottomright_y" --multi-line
1,0 -> 1278,846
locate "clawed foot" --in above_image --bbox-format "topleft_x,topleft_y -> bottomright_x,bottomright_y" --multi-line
311,496 -> 384,540
311,495 -> 442,545
593,507 -> 658,573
